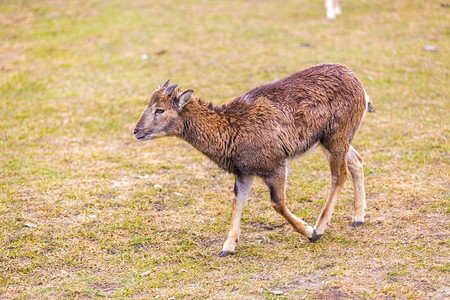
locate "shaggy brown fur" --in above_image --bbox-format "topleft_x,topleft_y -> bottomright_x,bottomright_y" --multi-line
134,63 -> 372,256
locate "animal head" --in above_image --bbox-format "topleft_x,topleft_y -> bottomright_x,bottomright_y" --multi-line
134,79 -> 194,141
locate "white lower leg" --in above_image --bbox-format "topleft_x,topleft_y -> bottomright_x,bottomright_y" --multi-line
221,175 -> 254,255
335,0 -> 342,15
347,146 -> 366,224
325,0 -> 337,20
222,203 -> 244,253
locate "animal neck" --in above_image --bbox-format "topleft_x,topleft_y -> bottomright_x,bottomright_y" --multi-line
179,99 -> 234,172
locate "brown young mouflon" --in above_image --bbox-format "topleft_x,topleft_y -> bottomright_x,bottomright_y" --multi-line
134,63 -> 373,256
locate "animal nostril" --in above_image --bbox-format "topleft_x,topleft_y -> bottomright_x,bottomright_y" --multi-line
134,129 -> 139,135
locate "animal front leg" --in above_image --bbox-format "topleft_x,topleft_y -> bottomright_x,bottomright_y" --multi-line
219,174 -> 255,257
263,163 -> 315,240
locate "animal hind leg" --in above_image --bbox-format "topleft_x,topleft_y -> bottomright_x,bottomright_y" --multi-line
313,144 -> 349,241
347,146 -> 366,226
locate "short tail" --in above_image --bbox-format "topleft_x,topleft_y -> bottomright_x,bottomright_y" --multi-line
364,88 -> 374,113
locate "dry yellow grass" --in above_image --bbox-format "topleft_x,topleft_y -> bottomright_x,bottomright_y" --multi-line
0,0 -> 448,299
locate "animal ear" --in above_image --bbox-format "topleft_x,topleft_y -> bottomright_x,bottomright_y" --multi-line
159,79 -> 170,89
175,90 -> 194,110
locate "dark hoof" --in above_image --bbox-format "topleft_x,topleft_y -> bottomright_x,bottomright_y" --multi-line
352,221 -> 364,227
308,229 -> 323,243
219,250 -> 234,257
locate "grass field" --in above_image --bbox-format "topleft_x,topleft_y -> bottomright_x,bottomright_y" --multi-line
0,0 -> 449,298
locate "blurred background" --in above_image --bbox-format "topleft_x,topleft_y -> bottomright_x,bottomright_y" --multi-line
1,0 -> 448,298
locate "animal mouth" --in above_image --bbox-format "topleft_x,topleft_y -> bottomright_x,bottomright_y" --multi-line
135,132 -> 153,141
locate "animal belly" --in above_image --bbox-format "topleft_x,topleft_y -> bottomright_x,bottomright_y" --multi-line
292,141 -> 319,160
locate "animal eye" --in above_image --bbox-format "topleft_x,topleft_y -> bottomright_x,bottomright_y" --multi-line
155,109 -> 165,114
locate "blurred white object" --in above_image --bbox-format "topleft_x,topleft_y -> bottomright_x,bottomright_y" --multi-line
141,54 -> 148,60
272,290 -> 284,295
325,0 -> 342,20
424,45 -> 437,52
140,271 -> 152,276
